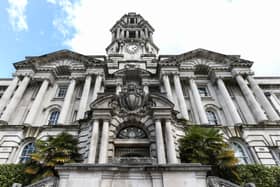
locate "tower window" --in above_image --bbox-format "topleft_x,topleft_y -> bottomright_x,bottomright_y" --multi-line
130,18 -> 135,24
129,31 -> 136,38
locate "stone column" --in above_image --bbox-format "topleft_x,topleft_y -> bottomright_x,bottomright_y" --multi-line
155,119 -> 166,164
235,74 -> 267,123
116,83 -> 122,95
165,120 -> 177,163
247,76 -> 280,121
189,78 -> 208,124
0,76 -> 19,113
98,120 -> 109,164
88,120 -> 99,163
217,78 -> 243,125
77,75 -> 92,120
162,74 -> 173,102
0,76 -> 31,122
24,79 -> 49,125
173,74 -> 189,120
57,79 -> 76,124
143,84 -> 149,94
91,74 -> 102,102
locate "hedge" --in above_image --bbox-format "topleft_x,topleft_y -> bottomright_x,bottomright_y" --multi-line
236,165 -> 280,187
0,164 -> 31,187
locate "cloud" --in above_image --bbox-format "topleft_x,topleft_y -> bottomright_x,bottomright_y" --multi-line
47,0 -> 78,38
52,0 -> 280,76
7,0 -> 28,32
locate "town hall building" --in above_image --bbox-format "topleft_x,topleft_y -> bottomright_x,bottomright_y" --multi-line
0,13 -> 280,187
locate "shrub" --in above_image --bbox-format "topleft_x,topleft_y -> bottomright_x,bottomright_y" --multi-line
236,164 -> 280,187
0,164 -> 31,187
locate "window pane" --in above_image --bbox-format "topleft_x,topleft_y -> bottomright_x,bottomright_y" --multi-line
57,87 -> 68,98
20,142 -> 35,163
48,111 -> 60,125
118,127 -> 147,139
231,142 -> 249,164
206,111 -> 218,125
198,87 -> 209,97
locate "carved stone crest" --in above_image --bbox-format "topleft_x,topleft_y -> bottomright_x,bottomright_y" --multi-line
110,83 -> 155,117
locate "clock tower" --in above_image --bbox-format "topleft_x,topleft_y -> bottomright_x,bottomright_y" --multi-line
106,12 -> 159,60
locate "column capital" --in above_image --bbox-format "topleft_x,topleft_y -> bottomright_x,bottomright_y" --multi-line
172,72 -> 180,76
14,70 -> 35,78
231,69 -> 254,78
95,72 -> 104,77
155,119 -> 161,123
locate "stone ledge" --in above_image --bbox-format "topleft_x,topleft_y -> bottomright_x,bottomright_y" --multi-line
56,163 -> 211,172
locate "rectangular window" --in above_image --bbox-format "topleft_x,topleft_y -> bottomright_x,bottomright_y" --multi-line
56,86 -> 68,98
198,86 -> 209,97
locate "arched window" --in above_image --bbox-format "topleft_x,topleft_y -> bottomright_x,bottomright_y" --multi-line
206,110 -> 218,125
231,142 -> 251,164
19,142 -> 35,163
115,126 -> 149,158
117,127 -> 147,139
48,110 -> 60,125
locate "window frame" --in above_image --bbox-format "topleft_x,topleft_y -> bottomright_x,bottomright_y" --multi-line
56,86 -> 68,98
197,86 -> 210,97
230,140 -> 252,165
206,110 -> 219,125
19,141 -> 35,163
48,110 -> 60,125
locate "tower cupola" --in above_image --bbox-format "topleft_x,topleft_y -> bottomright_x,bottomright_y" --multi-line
106,12 -> 159,60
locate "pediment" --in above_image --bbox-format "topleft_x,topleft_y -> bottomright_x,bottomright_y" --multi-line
13,49 -> 105,72
159,48 -> 253,69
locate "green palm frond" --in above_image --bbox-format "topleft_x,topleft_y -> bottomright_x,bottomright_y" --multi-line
179,126 -> 239,181
24,132 -> 82,182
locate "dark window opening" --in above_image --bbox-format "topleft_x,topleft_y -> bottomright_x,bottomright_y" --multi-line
129,31 -> 136,38
105,86 -> 116,93
150,86 -> 160,93
130,18 -> 135,24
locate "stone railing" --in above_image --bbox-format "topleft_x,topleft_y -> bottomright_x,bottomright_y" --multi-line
207,176 -> 240,187
207,176 -> 256,187
24,177 -> 58,187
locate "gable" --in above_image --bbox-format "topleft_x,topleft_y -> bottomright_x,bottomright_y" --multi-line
159,48 -> 253,70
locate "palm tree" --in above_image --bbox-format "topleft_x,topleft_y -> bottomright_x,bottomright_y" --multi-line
25,132 -> 82,182
179,126 -> 239,182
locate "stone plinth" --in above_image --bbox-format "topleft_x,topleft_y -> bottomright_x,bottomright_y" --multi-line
56,163 -> 211,187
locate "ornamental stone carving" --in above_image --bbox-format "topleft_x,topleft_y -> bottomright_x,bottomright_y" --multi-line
110,83 -> 155,117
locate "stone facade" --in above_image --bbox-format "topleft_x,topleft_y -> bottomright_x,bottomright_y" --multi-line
1,12 -> 280,186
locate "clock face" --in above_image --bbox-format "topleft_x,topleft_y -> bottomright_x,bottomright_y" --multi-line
126,44 -> 139,54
